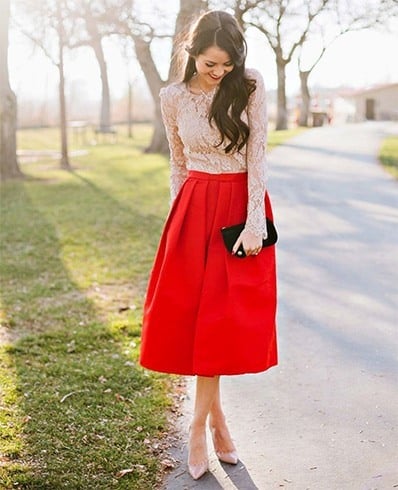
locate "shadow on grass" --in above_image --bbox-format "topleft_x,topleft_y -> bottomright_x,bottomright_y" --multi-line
0,182 -> 170,489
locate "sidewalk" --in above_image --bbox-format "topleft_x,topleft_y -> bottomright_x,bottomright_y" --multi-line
163,122 -> 398,490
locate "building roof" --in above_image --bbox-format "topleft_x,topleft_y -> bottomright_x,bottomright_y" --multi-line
340,83 -> 398,99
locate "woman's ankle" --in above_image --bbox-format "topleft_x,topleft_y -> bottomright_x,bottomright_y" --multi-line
190,418 -> 207,433
209,413 -> 226,430
188,423 -> 208,465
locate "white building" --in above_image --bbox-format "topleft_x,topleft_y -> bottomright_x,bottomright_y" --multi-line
339,83 -> 398,122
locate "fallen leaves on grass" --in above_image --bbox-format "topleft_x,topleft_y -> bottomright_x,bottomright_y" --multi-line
67,340 -> 76,353
60,389 -> 89,403
0,456 -> 12,466
115,468 -> 134,478
115,464 -> 146,479
161,458 -> 176,470
118,304 -> 137,313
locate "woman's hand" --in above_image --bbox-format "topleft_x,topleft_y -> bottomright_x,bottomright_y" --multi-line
232,228 -> 262,257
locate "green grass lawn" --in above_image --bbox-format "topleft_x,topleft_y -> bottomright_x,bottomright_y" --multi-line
1,124 -> 303,489
379,135 -> 398,178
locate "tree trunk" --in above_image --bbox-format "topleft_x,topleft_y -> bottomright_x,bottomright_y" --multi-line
0,87 -> 21,180
127,81 -> 133,138
133,35 -> 166,153
276,57 -> 288,130
133,0 -> 207,153
57,1 -> 71,169
298,70 -> 311,127
88,23 -> 111,131
0,0 -> 23,181
168,0 -> 207,82
151,106 -> 170,154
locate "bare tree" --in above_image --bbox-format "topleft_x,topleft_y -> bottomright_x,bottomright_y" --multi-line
233,0 -> 331,130
297,32 -> 327,127
297,0 -> 398,126
0,0 -> 23,181
66,0 -> 134,132
132,32 -> 168,153
126,0 -> 208,153
57,0 -> 70,168
119,38 -> 136,138
14,0 -> 72,169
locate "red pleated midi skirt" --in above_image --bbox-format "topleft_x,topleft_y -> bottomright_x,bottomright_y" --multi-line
139,170 -> 277,376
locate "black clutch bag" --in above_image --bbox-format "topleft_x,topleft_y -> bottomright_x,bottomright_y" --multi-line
221,218 -> 278,258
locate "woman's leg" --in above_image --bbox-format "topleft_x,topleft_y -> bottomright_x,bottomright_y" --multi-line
188,375 -> 219,466
209,380 -> 237,455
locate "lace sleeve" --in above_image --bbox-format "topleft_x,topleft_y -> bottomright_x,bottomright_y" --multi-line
244,69 -> 268,238
159,86 -> 188,202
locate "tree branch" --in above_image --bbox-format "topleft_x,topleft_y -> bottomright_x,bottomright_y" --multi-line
16,23 -> 59,67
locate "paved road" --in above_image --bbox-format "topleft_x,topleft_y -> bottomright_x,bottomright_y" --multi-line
163,122 -> 398,490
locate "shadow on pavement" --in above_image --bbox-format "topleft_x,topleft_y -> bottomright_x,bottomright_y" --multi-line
221,460 -> 259,489
163,443 -> 260,489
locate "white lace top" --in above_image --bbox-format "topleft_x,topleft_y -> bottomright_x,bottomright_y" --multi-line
159,68 -> 268,238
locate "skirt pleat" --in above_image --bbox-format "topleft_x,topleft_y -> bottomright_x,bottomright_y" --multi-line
140,170 -> 277,376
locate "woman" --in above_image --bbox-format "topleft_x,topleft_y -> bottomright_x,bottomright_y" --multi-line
140,10 -> 277,480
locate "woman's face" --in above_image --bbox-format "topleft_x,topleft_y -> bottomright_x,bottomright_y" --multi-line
195,45 -> 234,89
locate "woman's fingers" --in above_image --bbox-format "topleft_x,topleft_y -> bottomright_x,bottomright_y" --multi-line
247,248 -> 260,256
232,230 -> 262,256
232,235 -> 243,255
242,240 -> 262,256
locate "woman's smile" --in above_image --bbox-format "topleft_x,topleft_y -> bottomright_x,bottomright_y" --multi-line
194,45 -> 235,91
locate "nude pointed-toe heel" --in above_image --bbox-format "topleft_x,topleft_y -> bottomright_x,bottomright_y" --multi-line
188,427 -> 209,480
210,426 -> 239,465
215,450 -> 239,465
188,460 -> 209,480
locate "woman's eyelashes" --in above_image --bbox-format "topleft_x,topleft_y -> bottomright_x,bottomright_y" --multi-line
205,62 -> 234,68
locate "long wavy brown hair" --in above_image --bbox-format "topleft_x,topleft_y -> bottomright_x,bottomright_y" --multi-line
182,11 -> 256,154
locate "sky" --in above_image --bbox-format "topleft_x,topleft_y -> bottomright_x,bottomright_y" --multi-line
8,5 -> 398,107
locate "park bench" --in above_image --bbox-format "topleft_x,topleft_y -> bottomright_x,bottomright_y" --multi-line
94,126 -> 117,143
69,120 -> 89,145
